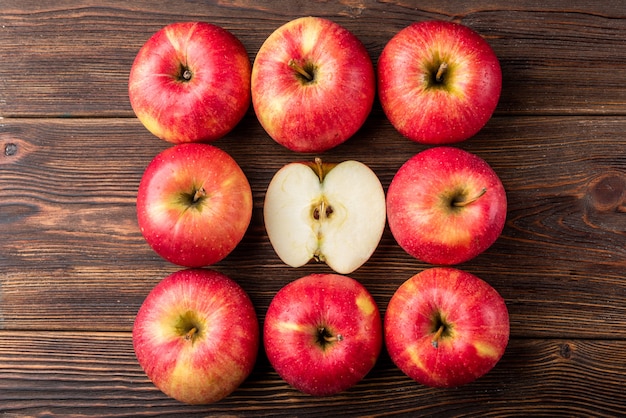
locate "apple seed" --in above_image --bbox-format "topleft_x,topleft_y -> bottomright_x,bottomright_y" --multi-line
312,199 -> 334,220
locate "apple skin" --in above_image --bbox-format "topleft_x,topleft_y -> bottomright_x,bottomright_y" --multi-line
136,143 -> 252,267
263,273 -> 382,396
129,22 -> 251,144
251,16 -> 375,153
263,158 -> 387,274
133,268 -> 259,404
378,20 -> 501,144
386,146 -> 507,265
385,267 -> 509,388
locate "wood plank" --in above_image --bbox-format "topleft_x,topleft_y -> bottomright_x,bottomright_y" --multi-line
1,1 -> 624,415
1,1 -> 626,117
0,331 -> 624,416
1,116 -> 624,337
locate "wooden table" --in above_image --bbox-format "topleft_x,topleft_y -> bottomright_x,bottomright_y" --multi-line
1,1 -> 625,416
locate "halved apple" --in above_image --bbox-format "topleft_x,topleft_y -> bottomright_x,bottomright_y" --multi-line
263,158 -> 386,274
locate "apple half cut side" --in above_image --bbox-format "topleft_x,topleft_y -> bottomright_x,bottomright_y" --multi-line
384,267 -> 510,388
263,158 -> 386,274
133,268 -> 259,404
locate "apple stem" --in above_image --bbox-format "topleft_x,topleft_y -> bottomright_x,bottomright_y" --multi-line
311,158 -> 334,222
435,62 -> 448,83
313,157 -> 324,181
182,69 -> 192,81
184,327 -> 198,341
453,187 -> 487,207
193,187 -> 207,203
324,334 -> 343,342
318,327 -> 343,343
288,59 -> 313,81
431,325 -> 445,349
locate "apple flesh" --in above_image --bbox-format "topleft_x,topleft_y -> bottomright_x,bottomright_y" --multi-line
251,16 -> 375,152
136,143 -> 252,267
378,20 -> 502,144
385,267 -> 509,388
264,273 -> 382,396
129,22 -> 251,143
133,268 -> 259,404
263,158 -> 386,274
386,146 -> 507,265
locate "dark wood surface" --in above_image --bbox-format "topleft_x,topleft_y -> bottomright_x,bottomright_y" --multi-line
1,1 -> 625,416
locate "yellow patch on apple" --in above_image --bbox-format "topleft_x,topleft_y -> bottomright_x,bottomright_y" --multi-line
473,341 -> 500,359
275,321 -> 305,333
356,292 -> 376,316
405,344 -> 427,373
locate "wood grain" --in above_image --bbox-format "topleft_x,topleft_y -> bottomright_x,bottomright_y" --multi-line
1,1 -> 626,117
1,0 -> 625,416
1,116 -> 624,338
0,332 -> 624,416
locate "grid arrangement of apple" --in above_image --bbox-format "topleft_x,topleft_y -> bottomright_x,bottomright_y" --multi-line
128,17 -> 509,404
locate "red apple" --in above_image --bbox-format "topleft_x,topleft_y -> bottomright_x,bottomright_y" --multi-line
386,146 -> 507,265
251,16 -> 375,153
129,22 -> 251,143
264,273 -> 382,396
378,20 -> 501,144
136,143 -> 252,267
385,267 -> 509,388
133,268 -> 259,404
